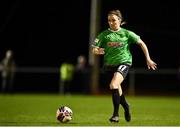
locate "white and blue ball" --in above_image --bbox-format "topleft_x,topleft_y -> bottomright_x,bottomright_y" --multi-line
56,106 -> 73,123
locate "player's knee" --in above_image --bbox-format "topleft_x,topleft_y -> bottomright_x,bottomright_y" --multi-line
110,83 -> 119,89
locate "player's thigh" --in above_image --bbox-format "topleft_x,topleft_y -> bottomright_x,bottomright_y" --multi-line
109,64 -> 130,89
110,72 -> 124,89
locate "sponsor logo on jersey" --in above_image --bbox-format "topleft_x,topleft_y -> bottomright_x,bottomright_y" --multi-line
107,42 -> 123,47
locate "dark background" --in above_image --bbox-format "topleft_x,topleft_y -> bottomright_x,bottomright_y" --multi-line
1,0 -> 180,68
0,0 -> 180,94
0,0 -> 91,67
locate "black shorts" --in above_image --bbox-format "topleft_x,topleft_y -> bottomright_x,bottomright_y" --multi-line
103,64 -> 131,79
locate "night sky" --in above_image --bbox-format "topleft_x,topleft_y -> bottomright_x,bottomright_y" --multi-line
1,0 -> 180,68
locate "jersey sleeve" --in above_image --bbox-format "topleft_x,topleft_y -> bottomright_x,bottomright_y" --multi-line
91,32 -> 104,48
128,31 -> 140,44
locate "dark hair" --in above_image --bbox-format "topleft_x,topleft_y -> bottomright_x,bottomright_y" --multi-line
108,10 -> 126,25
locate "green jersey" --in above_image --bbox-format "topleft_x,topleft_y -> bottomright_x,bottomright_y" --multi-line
93,28 -> 140,66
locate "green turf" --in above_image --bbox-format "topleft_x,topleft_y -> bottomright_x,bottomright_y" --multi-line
0,94 -> 180,126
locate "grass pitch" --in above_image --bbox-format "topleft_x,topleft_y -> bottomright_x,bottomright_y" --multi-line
0,94 -> 180,126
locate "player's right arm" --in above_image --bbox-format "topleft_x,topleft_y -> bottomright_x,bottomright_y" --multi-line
91,36 -> 105,55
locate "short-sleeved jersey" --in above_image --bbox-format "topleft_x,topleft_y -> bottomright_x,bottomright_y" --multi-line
92,28 -> 140,66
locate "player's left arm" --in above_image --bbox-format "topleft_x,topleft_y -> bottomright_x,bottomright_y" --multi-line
137,39 -> 157,70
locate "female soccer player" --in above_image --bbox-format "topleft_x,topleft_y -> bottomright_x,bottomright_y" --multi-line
91,9 -> 157,123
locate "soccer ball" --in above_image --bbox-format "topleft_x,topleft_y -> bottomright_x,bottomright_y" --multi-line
56,106 -> 73,123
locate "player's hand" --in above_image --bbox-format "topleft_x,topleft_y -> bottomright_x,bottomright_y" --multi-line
146,59 -> 157,70
92,47 -> 105,55
98,48 -> 105,55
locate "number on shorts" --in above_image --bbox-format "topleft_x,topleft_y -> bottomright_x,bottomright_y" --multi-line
118,65 -> 126,72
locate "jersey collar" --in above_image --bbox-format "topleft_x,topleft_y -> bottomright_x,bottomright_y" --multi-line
108,27 -> 121,32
